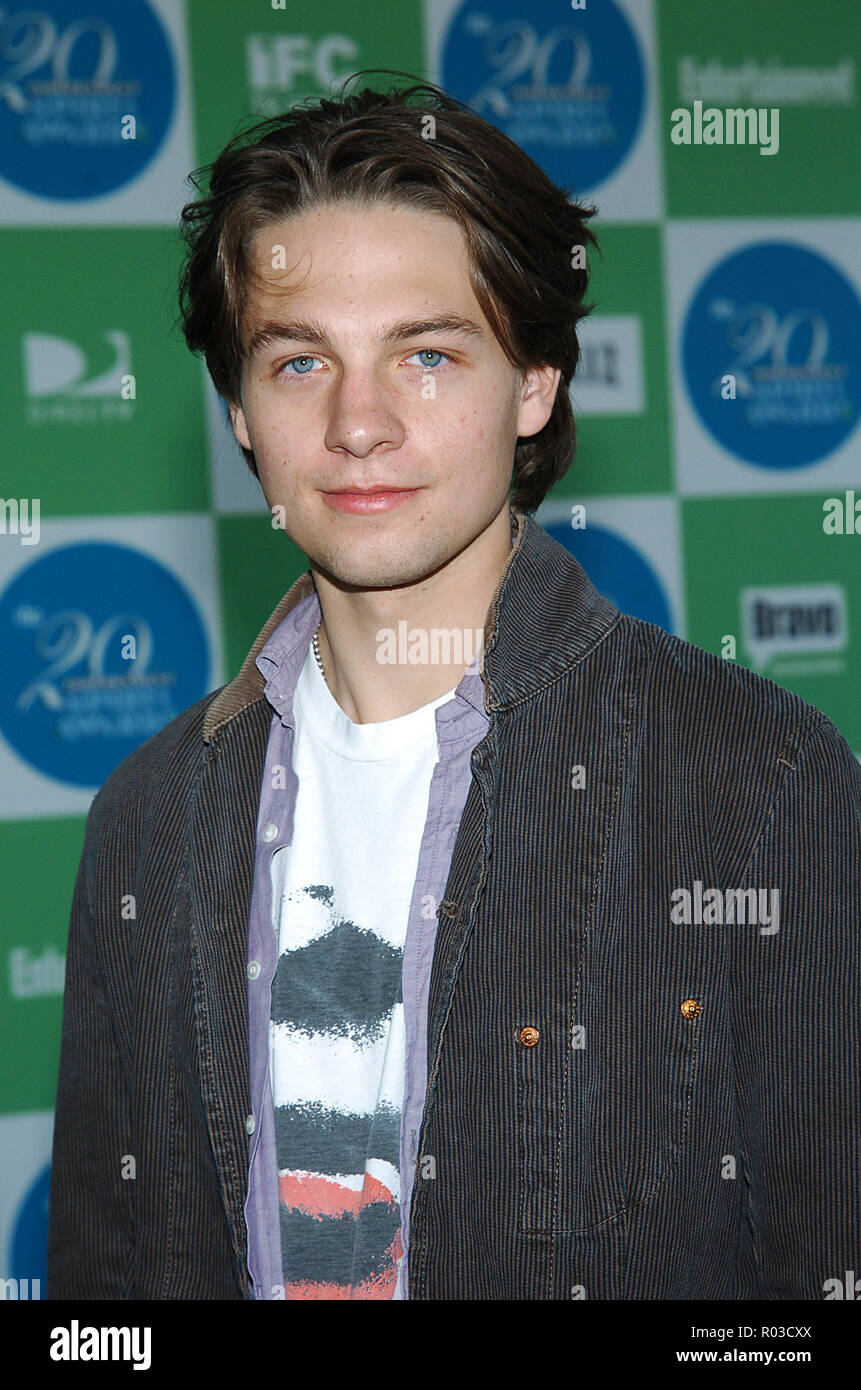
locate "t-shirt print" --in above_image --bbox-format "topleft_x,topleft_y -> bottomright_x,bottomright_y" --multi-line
271,881 -> 405,1299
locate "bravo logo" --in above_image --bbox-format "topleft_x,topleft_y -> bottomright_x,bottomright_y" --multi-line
741,583 -> 847,676
0,541 -> 210,787
441,0 -> 645,190
682,241 -> 861,470
0,0 -> 176,201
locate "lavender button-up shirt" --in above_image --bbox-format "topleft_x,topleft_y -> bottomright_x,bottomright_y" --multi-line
243,586 -> 489,1299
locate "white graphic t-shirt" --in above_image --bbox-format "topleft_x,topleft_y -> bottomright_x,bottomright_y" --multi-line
269,643 -> 455,1299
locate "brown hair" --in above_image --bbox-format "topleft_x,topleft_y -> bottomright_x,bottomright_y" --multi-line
177,73 -> 600,514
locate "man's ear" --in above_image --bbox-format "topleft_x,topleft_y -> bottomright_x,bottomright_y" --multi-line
517,364 -> 562,439
228,398 -> 252,452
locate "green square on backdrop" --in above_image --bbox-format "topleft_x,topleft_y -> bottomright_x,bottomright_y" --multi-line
682,493 -> 860,752
657,0 -> 861,217
0,817 -> 87,1112
187,0 -> 427,168
549,223 -> 672,501
216,513 -> 311,680
0,228 -> 208,517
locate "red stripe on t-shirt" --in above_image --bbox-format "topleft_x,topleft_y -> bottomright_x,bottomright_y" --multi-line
278,1168 -> 395,1218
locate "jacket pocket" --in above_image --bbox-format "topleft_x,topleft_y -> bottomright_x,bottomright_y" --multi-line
517,980 -> 704,1234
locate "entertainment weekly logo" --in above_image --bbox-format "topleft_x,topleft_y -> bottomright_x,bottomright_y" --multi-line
677,57 -> 855,106
8,944 -> 65,998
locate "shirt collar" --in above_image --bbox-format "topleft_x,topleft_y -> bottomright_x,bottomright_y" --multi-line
254,587 -> 487,728
203,506 -> 619,743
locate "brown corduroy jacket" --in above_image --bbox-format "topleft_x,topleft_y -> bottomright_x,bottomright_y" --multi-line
47,511 -> 861,1299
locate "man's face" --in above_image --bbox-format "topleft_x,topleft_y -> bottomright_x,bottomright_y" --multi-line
229,200 -> 559,590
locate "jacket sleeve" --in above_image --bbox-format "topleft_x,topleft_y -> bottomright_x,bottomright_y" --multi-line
47,789 -> 135,1298
730,716 -> 861,1299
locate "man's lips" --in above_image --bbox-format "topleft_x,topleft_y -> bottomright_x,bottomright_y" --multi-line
320,485 -> 423,514
322,485 -> 422,494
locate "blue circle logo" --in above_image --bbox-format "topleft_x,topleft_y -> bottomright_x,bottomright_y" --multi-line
0,542 -> 210,787
682,241 -> 861,470
11,1162 -> 50,1293
541,516 -> 673,631
441,0 -> 645,191
0,0 -> 176,200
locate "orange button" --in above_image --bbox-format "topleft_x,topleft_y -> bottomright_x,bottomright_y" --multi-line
519,1025 -> 540,1047
680,998 -> 701,1019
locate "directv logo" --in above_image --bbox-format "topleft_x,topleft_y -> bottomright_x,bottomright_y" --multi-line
22,331 -> 135,426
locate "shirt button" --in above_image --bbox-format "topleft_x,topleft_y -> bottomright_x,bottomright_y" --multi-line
262,823 -> 278,843
519,1025 -> 540,1047
247,960 -> 261,980
245,1113 -> 256,1135
680,997 -> 701,1019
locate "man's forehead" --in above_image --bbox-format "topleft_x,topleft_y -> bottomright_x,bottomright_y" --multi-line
239,206 -> 489,348
243,259 -> 485,344
244,205 -> 470,287
250,200 -> 465,246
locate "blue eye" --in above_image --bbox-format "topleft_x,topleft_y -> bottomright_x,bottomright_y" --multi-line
409,349 -> 449,370
281,355 -> 320,375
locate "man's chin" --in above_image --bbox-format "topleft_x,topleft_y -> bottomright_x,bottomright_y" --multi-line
311,559 -> 446,594
307,533 -> 456,593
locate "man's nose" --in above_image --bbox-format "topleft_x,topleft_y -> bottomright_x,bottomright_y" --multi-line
323,367 -> 406,457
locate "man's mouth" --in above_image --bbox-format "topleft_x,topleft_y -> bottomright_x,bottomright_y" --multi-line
321,486 -> 423,514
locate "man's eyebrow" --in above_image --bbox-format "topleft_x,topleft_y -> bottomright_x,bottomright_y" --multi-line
245,314 -> 485,357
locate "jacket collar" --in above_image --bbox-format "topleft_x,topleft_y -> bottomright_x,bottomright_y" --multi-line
203,507 -> 621,742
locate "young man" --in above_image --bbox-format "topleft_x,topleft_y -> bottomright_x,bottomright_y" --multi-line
47,79 -> 860,1301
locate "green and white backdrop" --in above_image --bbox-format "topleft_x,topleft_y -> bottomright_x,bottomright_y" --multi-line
1,0 -> 859,1292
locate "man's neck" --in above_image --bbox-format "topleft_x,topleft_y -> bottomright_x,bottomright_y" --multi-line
310,505 -> 515,724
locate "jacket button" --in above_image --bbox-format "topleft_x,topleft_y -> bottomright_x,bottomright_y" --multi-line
519,1025 -> 540,1047
680,997 -> 701,1019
